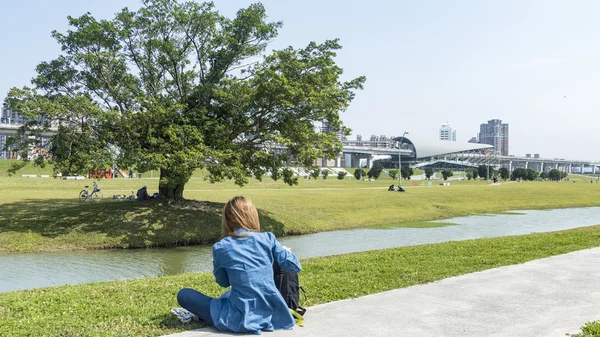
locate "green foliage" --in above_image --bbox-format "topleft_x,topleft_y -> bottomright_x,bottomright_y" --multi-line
401,166 -> 413,180
498,168 -> 510,181
281,168 -> 298,186
2,226 -> 600,336
540,172 -> 549,180
569,321 -> 600,337
321,169 -> 329,180
525,169 -> 539,181
478,165 -> 489,180
372,159 -> 396,168
512,168 -> 539,181
4,0 -> 365,199
388,169 -> 399,180
441,169 -> 453,180
368,163 -> 383,179
337,171 -> 347,180
472,167 -> 479,180
353,169 -> 365,180
465,168 -> 474,180
425,167 -> 434,180
511,168 -> 525,181
310,168 -> 321,180
549,169 -> 562,181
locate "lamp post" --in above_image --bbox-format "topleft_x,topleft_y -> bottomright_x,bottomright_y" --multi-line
398,131 -> 409,186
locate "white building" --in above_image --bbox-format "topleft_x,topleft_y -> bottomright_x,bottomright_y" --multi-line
439,122 -> 456,141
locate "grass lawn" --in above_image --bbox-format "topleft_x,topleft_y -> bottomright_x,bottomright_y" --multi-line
1,159 -> 600,253
571,321 -> 600,337
1,225 -> 599,337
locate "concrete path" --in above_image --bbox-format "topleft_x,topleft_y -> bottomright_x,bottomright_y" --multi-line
163,248 -> 600,337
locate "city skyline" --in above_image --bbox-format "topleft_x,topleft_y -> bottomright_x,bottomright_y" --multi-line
1,0 -> 600,161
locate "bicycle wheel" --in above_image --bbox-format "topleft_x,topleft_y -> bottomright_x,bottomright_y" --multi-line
79,190 -> 88,201
91,191 -> 103,201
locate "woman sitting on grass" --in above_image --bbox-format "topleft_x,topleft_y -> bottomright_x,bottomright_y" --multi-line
177,196 -> 302,334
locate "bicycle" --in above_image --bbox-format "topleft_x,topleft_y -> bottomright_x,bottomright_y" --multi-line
79,182 -> 103,201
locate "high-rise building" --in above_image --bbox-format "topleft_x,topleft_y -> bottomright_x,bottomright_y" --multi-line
478,119 -> 509,156
439,122 -> 456,141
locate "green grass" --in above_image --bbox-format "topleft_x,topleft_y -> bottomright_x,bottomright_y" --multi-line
570,321 -> 600,337
1,225 -> 600,337
1,161 -> 600,253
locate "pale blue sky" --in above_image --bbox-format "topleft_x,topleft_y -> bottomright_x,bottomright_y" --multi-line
1,0 -> 599,160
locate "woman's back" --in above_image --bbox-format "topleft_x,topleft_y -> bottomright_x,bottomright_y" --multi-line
210,230 -> 301,333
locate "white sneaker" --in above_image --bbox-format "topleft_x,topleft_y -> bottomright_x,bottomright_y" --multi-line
171,308 -> 198,324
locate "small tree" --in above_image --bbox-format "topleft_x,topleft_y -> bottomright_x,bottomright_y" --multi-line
425,167 -> 434,180
511,168 -> 526,181
401,166 -> 414,180
465,168 -> 474,180
498,168 -> 510,181
524,168 -> 538,181
540,172 -> 548,181
441,169 -> 453,180
548,169 -> 562,181
354,169 -> 365,180
472,168 -> 479,180
321,169 -> 329,180
337,171 -> 347,180
478,165 -> 488,180
561,171 -> 568,179
388,169 -> 399,180
368,163 -> 383,179
310,168 -> 320,180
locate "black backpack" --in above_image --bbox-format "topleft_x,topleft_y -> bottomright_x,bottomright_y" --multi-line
273,261 -> 306,317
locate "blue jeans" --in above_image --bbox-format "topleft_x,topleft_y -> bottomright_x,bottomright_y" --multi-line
177,288 -> 214,325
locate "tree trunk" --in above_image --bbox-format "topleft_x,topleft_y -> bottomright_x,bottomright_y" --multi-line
159,168 -> 186,200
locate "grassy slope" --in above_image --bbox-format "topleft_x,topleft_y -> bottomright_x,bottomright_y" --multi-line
1,225 -> 599,337
1,166 -> 600,253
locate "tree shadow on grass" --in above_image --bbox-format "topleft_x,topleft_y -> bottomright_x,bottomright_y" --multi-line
0,198 -> 285,251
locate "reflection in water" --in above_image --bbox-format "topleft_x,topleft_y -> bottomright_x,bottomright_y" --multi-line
2,207 -> 600,293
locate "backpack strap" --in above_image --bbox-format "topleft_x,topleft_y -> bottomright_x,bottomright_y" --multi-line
290,309 -> 305,327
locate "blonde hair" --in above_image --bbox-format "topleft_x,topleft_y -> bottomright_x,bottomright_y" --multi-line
222,196 -> 261,237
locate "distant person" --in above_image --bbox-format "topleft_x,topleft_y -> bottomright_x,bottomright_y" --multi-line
388,184 -> 395,191
129,167 -> 134,179
113,168 -> 118,179
175,196 -> 301,334
136,186 -> 149,200
397,186 -> 405,192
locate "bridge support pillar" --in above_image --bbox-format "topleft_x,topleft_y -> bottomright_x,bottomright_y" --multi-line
366,155 -> 374,169
509,161 -> 512,172
335,155 -> 341,168
525,161 -> 529,169
569,163 -> 572,173
344,154 -> 352,168
540,162 -> 544,173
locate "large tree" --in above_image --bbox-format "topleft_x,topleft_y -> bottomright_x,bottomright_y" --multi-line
4,0 -> 365,199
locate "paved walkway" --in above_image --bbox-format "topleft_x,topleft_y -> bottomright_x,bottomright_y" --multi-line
163,248 -> 600,337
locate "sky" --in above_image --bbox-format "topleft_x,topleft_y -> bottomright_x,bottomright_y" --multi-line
1,0 -> 599,161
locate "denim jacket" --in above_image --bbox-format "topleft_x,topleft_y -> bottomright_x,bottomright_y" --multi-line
210,229 -> 302,334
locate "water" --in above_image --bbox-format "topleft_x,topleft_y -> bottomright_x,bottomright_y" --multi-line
2,207 -> 600,293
